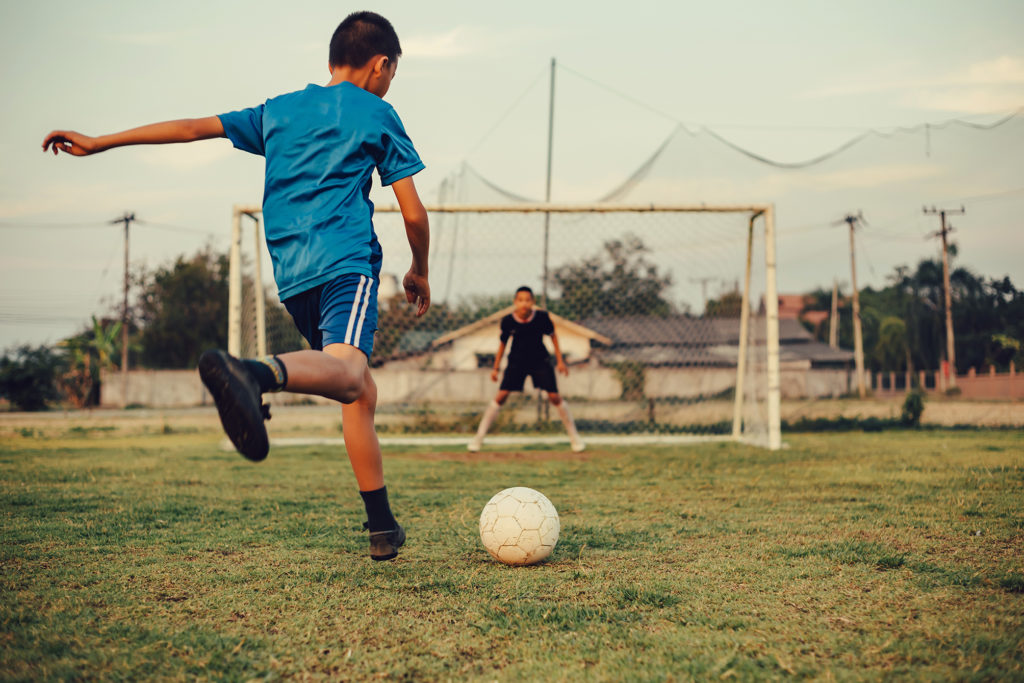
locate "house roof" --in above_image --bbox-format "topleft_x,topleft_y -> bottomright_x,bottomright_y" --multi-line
595,339 -> 854,367
578,315 -> 815,346
430,306 -> 613,348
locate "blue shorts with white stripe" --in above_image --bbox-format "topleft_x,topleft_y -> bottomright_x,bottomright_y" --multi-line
283,273 -> 379,358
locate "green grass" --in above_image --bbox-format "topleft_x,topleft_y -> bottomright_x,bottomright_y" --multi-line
1,429 -> 1023,680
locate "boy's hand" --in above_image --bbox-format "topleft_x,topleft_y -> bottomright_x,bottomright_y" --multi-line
42,130 -> 101,156
557,359 -> 569,377
490,368 -> 499,382
403,270 -> 430,317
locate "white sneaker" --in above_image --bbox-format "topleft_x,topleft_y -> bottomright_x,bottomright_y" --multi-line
570,440 -> 585,453
467,438 -> 482,452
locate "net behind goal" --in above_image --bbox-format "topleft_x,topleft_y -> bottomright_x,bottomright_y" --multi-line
228,204 -> 781,449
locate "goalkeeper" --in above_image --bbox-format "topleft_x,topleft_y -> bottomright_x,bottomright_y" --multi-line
469,286 -> 584,453
42,12 -> 428,562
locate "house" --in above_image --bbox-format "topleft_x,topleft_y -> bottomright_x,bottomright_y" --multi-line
375,308 -> 854,400
578,315 -> 854,398
580,315 -> 852,369
411,306 -> 612,371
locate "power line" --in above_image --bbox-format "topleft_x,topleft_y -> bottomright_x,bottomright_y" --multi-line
134,219 -> 223,236
464,66 -> 549,159
0,220 -> 109,229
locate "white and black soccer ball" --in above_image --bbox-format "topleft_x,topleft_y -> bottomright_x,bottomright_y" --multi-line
479,487 -> 559,565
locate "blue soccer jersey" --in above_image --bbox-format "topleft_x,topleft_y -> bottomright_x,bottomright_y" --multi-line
218,82 -> 425,300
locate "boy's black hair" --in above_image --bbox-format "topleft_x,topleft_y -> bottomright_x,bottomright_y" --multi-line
329,11 -> 402,68
515,286 -> 534,298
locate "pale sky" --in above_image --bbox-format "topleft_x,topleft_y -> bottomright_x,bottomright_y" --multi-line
1,0 -> 1022,350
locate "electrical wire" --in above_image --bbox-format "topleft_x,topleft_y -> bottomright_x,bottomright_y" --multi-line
134,219 -> 224,237
464,66 -> 549,159
0,220 -> 109,229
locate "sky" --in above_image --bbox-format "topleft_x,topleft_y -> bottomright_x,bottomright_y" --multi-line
1,0 -> 1022,350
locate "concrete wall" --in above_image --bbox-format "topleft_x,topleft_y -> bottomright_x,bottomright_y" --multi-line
102,363 -> 850,408
101,369 -> 212,409
871,366 -> 1024,400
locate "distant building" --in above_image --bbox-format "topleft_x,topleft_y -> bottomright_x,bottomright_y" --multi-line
580,315 -> 853,370
383,306 -> 612,371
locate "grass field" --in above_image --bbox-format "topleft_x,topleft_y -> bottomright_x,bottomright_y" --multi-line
2,427 -> 1022,680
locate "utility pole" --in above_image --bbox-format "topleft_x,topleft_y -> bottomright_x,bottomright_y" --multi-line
111,212 -> 135,408
842,213 -> 867,398
828,279 -> 839,349
690,276 -> 715,314
924,205 -> 965,389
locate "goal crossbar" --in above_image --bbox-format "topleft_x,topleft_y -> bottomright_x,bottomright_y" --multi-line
228,203 -> 782,450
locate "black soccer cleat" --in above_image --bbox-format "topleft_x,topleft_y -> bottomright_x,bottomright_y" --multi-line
198,349 -> 270,462
364,522 -> 405,561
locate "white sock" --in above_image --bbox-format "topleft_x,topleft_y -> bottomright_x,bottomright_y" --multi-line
554,400 -> 581,445
473,400 -> 502,443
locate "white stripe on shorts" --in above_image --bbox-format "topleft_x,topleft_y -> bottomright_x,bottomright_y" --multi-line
344,275 -> 367,345
353,276 -> 374,346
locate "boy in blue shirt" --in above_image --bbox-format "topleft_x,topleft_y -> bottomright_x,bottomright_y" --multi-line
42,12 -> 428,561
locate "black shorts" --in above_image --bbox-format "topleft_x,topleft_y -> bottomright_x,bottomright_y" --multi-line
500,361 -> 558,393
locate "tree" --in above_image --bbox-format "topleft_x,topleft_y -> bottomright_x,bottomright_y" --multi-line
548,235 -> 674,319
133,247 -> 229,369
705,289 -> 743,318
373,292 -> 508,364
872,316 -> 911,373
807,255 -> 1023,373
58,316 -> 122,407
0,345 -> 65,411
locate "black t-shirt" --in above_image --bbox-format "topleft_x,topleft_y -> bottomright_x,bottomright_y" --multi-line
500,310 -> 554,366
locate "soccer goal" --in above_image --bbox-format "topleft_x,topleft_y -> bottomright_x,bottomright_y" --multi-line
227,203 -> 781,450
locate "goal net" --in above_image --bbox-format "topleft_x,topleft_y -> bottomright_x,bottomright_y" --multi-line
228,204 -> 782,450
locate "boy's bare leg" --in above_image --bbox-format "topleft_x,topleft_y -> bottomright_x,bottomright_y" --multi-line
549,392 -> 584,452
277,344 -> 367,404
468,390 -> 510,452
278,344 -> 401,558
339,364 -> 385,491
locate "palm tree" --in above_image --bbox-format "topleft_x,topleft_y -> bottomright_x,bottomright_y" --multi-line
58,317 -> 122,407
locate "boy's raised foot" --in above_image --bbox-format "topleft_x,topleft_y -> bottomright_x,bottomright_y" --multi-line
570,440 -> 585,453
467,438 -> 482,453
198,349 -> 270,462
365,523 -> 406,561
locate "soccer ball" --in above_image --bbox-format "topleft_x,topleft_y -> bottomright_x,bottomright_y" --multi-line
479,487 -> 559,565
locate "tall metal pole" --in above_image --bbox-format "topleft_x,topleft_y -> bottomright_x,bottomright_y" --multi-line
111,212 -> 135,408
537,58 -> 557,424
924,206 -> 964,389
541,57 -> 556,309
845,213 -> 867,398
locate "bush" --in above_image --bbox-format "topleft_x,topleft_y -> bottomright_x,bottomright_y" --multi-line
901,390 -> 925,427
0,345 -> 65,411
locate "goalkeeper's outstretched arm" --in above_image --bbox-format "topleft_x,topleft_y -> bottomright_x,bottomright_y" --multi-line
42,117 -> 226,157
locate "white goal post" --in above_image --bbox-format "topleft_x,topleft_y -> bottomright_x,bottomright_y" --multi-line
228,203 -> 782,450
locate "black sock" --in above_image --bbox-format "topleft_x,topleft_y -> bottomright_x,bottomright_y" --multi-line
360,486 -> 398,532
242,356 -> 287,393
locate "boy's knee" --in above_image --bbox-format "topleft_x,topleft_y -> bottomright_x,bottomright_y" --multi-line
548,393 -> 562,406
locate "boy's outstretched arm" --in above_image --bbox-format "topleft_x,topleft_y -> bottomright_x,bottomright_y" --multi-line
551,330 -> 569,376
42,117 -> 225,157
391,176 -> 430,317
490,341 -> 507,382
